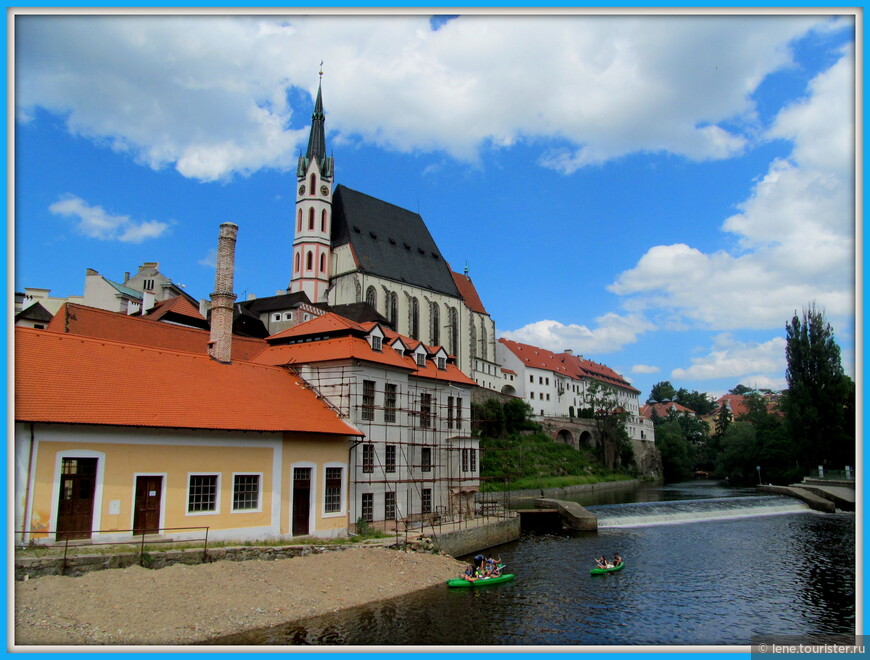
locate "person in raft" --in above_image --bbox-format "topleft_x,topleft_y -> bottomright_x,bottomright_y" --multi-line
613,553 -> 623,567
595,556 -> 609,569
462,565 -> 478,582
484,557 -> 501,577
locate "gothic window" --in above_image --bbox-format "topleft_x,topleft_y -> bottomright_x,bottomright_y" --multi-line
365,286 -> 377,310
306,251 -> 313,270
309,174 -> 316,196
481,322 -> 488,361
294,252 -> 300,273
321,209 -> 327,233
469,321 -> 477,360
320,253 -> 326,273
308,208 -> 315,230
389,292 -> 398,328
449,308 -> 459,357
355,280 -> 362,303
297,209 -> 302,232
430,303 -> 440,346
410,297 -> 420,340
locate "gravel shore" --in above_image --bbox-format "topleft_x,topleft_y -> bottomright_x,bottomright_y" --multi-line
14,547 -> 467,646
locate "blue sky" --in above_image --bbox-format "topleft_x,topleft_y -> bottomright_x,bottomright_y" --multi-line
13,11 -> 857,402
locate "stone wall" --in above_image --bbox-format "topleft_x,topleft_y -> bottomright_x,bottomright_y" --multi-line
429,517 -> 520,558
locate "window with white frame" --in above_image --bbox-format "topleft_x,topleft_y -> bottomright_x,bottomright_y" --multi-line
416,352 -> 426,367
324,467 -> 342,513
188,475 -> 219,513
232,474 -> 260,511
371,335 -> 383,351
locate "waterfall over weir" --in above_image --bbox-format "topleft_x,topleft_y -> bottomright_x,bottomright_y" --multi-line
589,495 -> 813,529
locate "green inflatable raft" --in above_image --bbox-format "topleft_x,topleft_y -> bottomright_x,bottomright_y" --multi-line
590,562 -> 625,575
446,573 -> 516,588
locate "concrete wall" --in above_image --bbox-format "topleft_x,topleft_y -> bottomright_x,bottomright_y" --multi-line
430,517 -> 520,558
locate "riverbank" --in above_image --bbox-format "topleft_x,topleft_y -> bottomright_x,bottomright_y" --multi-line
14,546 -> 466,646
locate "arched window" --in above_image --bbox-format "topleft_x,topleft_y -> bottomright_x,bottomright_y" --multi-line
469,320 -> 477,360
354,280 -> 362,303
481,322 -> 488,361
449,308 -> 459,356
410,297 -> 420,340
306,251 -> 313,270
297,209 -> 302,232
389,292 -> 399,328
308,208 -> 315,230
294,251 -> 300,273
430,303 -> 440,346
320,253 -> 326,272
365,286 -> 377,310
321,209 -> 327,233
309,174 -> 316,195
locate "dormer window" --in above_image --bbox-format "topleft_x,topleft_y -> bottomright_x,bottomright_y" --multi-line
371,335 -> 382,351
416,352 -> 426,368
437,357 -> 446,370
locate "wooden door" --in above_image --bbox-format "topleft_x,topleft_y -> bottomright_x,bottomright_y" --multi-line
133,476 -> 163,535
56,457 -> 97,540
292,468 -> 311,536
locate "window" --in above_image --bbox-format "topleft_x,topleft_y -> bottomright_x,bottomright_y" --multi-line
273,313 -> 281,322
361,493 -> 373,522
416,352 -> 427,368
362,443 -> 374,473
365,286 -> 377,310
297,209 -> 302,232
310,173 -> 316,196
232,474 -> 260,511
143,279 -> 155,291
320,253 -> 326,272
294,252 -> 300,273
419,393 -> 432,428
437,357 -> 446,370
461,448 -> 469,472
324,467 -> 342,513
321,209 -> 327,232
447,396 -> 454,429
308,208 -> 315,230
384,491 -> 396,520
306,251 -> 313,270
371,335 -> 382,351
470,449 -> 477,472
384,383 -> 397,423
389,292 -> 399,327
385,445 -> 396,473
430,303 -> 440,346
285,312 -> 293,320
449,308 -> 458,356
421,447 -> 432,472
421,488 -> 432,514
456,399 -> 462,427
362,380 -> 375,421
410,297 -> 420,339
530,375 -> 534,383
188,475 -> 218,513
530,392 -> 535,400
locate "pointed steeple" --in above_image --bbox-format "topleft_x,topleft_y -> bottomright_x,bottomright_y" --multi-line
298,65 -> 333,179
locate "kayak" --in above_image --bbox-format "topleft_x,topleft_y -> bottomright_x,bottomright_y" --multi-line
446,573 -> 516,588
590,562 -> 625,575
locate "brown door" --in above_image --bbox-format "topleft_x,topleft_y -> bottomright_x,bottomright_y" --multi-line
133,476 -> 163,535
292,468 -> 311,536
56,457 -> 97,540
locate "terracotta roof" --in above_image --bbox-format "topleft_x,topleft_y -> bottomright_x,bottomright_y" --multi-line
641,401 -> 696,418
144,295 -> 206,322
498,338 -> 573,376
714,394 -> 781,418
451,271 -> 488,315
46,303 -> 266,361
268,313 -> 366,341
14,327 -> 362,436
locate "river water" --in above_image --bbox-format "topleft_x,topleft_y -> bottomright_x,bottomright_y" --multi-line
212,481 -> 856,647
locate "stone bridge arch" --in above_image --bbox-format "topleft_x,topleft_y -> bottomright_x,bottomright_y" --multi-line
540,418 -> 599,451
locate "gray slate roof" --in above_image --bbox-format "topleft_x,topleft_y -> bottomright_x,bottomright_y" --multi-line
331,185 -> 461,299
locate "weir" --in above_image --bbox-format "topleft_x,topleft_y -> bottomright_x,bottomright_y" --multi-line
590,495 -> 813,529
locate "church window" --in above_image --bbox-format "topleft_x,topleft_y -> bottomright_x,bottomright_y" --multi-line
294,252 -> 300,273
481,323 -> 488,361
389,292 -> 398,328
321,209 -> 327,232
430,303 -> 440,346
449,308 -> 458,357
365,286 -> 377,310
320,253 -> 326,272
308,208 -> 315,230
306,251 -> 313,270
469,322 -> 477,360
297,209 -> 302,232
410,298 -> 420,340
309,174 -> 316,196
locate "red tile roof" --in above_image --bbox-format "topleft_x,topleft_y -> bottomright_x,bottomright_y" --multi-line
46,303 -> 266,361
143,295 -> 206,322
15,327 -> 361,436
268,313 -> 365,341
640,401 -> 696,418
451,271 -> 488,315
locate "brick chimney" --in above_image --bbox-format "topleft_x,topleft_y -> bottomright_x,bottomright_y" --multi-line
208,223 -> 238,363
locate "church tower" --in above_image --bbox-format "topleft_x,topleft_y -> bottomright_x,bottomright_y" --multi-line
290,72 -> 334,302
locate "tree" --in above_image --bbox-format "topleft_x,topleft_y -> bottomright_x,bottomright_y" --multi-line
584,380 -> 634,471
715,422 -> 759,482
656,420 -> 694,482
783,303 -> 854,469
674,388 -> 716,416
648,381 -> 677,403
729,384 -> 753,395
713,403 -> 732,440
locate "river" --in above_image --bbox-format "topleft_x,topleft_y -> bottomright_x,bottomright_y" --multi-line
212,481 -> 856,647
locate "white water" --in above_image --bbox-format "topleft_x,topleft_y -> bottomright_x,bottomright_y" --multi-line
591,495 -> 814,529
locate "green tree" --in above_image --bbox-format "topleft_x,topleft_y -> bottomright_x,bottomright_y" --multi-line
656,420 -> 694,482
729,384 -> 753,395
674,388 -> 715,415
715,422 -> 759,482
713,403 -> 732,440
648,381 -> 677,403
584,380 -> 634,471
783,303 -> 854,469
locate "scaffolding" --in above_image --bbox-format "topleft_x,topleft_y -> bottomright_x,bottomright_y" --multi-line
291,362 -> 514,540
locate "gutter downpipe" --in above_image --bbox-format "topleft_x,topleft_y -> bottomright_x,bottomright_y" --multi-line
20,422 -> 37,546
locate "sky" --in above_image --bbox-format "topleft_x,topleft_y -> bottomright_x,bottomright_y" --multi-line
12,10 -> 858,402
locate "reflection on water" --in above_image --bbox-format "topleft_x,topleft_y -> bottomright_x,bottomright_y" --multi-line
209,482 -> 855,646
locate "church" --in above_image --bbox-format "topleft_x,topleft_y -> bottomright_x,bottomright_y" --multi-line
285,79 -> 505,394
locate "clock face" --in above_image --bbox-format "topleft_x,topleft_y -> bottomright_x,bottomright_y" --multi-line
298,185 -> 306,195
320,185 -> 329,196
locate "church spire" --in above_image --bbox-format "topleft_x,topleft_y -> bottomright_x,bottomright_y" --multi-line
299,64 -> 333,179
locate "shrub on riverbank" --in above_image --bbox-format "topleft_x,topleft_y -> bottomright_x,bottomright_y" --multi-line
479,432 -> 633,492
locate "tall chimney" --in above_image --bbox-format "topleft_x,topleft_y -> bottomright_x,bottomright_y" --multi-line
208,223 -> 238,363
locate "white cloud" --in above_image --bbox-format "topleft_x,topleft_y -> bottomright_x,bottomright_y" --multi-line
671,334 -> 787,389
631,364 -> 660,375
198,249 -> 217,268
48,194 -> 170,243
499,313 -> 654,355
609,48 -> 855,336
15,14 -> 828,181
